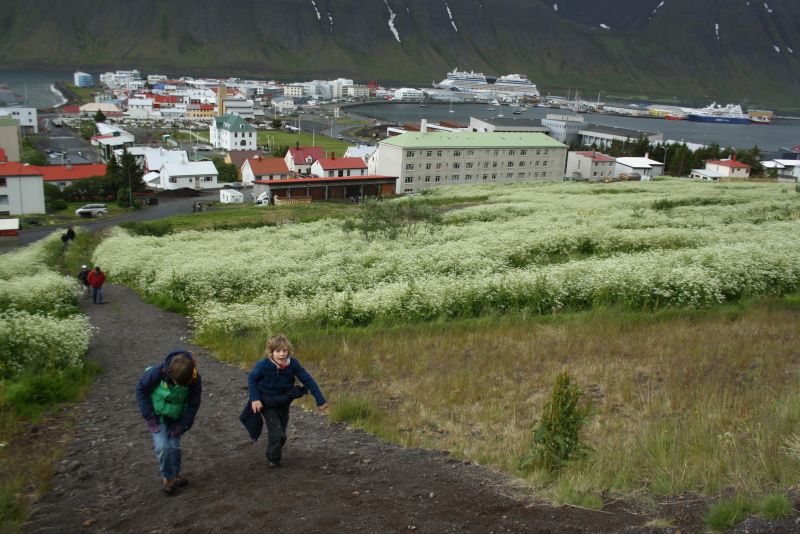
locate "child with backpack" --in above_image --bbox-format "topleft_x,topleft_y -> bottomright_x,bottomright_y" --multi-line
136,351 -> 202,494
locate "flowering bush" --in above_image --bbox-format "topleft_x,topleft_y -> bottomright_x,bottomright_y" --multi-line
91,179 -> 800,336
0,233 -> 90,377
0,310 -> 91,379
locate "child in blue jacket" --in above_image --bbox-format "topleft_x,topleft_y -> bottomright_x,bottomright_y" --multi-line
248,334 -> 328,467
136,350 -> 202,494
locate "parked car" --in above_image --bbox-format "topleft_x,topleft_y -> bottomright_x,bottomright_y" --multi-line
75,204 -> 108,217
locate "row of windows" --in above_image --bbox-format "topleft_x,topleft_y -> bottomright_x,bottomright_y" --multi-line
406,160 -> 550,171
405,148 -> 551,158
404,172 -> 550,183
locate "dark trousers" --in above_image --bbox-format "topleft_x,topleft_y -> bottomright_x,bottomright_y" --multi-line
263,404 -> 290,463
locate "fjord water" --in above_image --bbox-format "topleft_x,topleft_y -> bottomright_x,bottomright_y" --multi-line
0,68 -> 75,108
348,103 -> 800,155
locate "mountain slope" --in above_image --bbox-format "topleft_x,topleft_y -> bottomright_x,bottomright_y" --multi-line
0,0 -> 798,107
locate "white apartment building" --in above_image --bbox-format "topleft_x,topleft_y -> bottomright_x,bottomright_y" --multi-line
284,84 -> 305,97
73,71 -> 94,87
0,107 -> 37,134
376,130 -> 567,194
566,151 -> 616,181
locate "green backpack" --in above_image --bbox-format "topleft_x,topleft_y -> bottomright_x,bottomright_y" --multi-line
150,379 -> 189,421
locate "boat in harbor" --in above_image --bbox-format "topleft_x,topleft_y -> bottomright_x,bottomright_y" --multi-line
434,68 -> 539,96
687,103 -> 750,124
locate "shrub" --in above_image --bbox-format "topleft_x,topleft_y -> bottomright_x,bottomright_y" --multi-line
120,220 -> 174,237
757,494 -> 792,520
705,496 -> 753,532
47,199 -> 68,212
521,371 -> 592,472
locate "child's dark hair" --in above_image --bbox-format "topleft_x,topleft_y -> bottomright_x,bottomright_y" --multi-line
169,353 -> 196,386
264,334 -> 293,357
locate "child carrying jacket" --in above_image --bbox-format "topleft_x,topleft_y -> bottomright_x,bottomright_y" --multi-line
136,350 -> 202,495
248,334 -> 328,468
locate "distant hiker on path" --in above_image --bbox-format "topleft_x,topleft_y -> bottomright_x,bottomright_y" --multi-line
247,334 -> 328,468
77,264 -> 90,298
60,225 -> 75,250
136,351 -> 202,495
87,266 -> 106,304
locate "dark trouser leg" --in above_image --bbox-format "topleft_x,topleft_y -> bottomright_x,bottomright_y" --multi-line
263,404 -> 290,464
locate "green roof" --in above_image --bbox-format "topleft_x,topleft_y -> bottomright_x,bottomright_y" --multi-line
215,114 -> 255,132
0,117 -> 17,127
380,131 -> 566,149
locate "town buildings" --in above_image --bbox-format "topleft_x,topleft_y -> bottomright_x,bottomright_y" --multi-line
210,114 -> 257,151
566,151 -> 616,181
0,162 -> 45,216
690,157 -> 752,180
376,130 -> 567,194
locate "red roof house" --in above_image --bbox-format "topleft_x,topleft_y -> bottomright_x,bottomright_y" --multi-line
241,156 -> 290,184
310,157 -> 367,178
285,146 -> 325,172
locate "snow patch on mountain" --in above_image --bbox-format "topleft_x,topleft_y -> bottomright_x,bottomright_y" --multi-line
600,23 -> 611,29
652,1 -> 665,15
553,3 -> 558,12
384,0 -> 401,43
763,2 -> 773,13
310,0 -> 321,20
773,45 -> 780,53
714,23 -> 720,40
444,1 -> 458,31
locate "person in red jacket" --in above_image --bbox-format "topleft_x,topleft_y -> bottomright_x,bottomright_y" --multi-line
87,266 -> 106,304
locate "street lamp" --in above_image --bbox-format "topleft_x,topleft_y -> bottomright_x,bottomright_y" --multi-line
662,145 -> 669,175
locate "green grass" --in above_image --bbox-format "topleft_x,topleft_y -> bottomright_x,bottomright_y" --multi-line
705,496 -> 753,532
147,202 -> 361,233
258,131 -> 349,156
21,201 -> 133,228
757,494 -> 793,520
63,83 -> 96,105
0,362 -> 101,533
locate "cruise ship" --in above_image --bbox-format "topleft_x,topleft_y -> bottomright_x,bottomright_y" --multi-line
686,103 -> 750,124
434,68 -> 540,97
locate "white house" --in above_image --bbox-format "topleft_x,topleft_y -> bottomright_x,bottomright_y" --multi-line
271,97 -> 296,114
344,145 -> 377,163
210,114 -> 257,151
310,157 -> 367,178
0,162 -> 45,216
614,156 -> 665,180
566,151 -> 616,181
761,159 -> 800,181
158,160 -> 219,190
127,98 -> 154,119
143,148 -> 188,173
690,157 -> 751,181
285,146 -> 325,174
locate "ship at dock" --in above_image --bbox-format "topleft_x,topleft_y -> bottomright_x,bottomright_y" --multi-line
434,68 -> 540,97
686,103 -> 751,124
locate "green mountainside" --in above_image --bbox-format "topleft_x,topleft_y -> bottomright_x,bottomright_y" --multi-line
1,0 -> 798,108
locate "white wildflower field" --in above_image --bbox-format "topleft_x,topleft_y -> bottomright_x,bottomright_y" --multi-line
93,179 -> 800,338
0,236 -> 89,378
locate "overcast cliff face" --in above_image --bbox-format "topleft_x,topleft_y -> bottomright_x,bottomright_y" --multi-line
0,0 -> 798,107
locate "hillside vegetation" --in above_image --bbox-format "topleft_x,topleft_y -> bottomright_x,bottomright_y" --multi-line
87,179 -> 800,516
1,0 -> 799,108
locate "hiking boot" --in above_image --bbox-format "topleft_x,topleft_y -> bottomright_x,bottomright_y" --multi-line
268,461 -> 282,469
162,477 -> 178,495
174,475 -> 189,487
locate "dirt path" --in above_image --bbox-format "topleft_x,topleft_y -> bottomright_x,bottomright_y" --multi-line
23,285 -> 702,533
